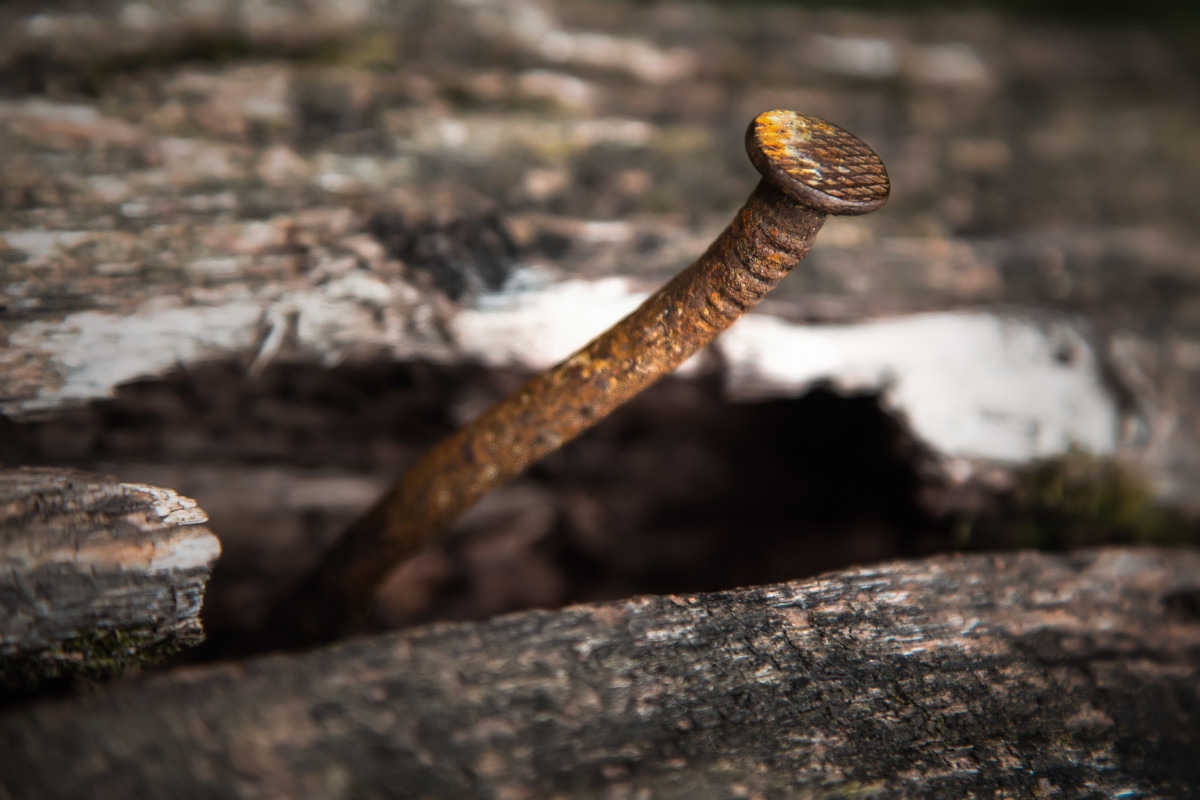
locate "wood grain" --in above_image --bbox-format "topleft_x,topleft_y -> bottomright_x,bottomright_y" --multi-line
2,547 -> 1196,798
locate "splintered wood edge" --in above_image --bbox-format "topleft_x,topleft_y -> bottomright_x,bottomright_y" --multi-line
0,467 -> 219,572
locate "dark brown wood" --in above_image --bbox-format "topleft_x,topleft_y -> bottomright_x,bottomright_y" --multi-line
2,547 -> 1197,798
0,467 -> 220,694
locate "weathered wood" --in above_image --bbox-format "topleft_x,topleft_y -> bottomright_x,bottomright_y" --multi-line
1,547 -> 1196,798
2,0 -> 1198,498
0,467 -> 220,693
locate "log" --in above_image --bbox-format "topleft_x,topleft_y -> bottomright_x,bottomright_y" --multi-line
1,547 -> 1197,798
0,467 -> 220,695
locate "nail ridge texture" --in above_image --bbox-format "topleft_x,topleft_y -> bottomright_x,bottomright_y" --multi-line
278,110 -> 891,643
747,110 -> 890,215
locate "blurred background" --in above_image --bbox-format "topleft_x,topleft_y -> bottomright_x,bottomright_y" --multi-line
2,0 -> 1198,654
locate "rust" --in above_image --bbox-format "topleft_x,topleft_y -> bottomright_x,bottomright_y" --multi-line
279,111 -> 891,643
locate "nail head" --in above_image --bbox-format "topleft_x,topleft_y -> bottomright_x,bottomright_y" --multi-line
746,110 -> 890,216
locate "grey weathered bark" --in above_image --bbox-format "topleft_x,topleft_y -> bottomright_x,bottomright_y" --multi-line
2,547 -> 1197,798
2,0 -> 1199,501
0,467 -> 220,694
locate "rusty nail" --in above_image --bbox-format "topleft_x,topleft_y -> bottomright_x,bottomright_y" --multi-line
280,110 -> 890,642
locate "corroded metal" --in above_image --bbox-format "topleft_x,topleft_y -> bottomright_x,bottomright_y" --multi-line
747,110 -> 890,215
283,111 -> 891,642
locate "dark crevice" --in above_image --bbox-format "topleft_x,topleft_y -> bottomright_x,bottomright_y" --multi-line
3,358 -> 947,658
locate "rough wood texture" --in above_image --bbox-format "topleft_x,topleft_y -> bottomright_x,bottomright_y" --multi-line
3,0 -> 1199,641
2,0 -> 1198,497
0,467 -> 220,693
2,547 -> 1197,798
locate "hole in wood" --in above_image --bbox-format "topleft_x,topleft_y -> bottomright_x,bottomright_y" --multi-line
2,359 -> 940,658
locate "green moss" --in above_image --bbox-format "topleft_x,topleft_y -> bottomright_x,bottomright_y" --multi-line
978,447 -> 1199,551
1,624 -> 199,701
320,32 -> 401,71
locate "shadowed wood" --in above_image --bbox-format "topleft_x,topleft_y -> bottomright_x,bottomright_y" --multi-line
1,547 -> 1197,798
